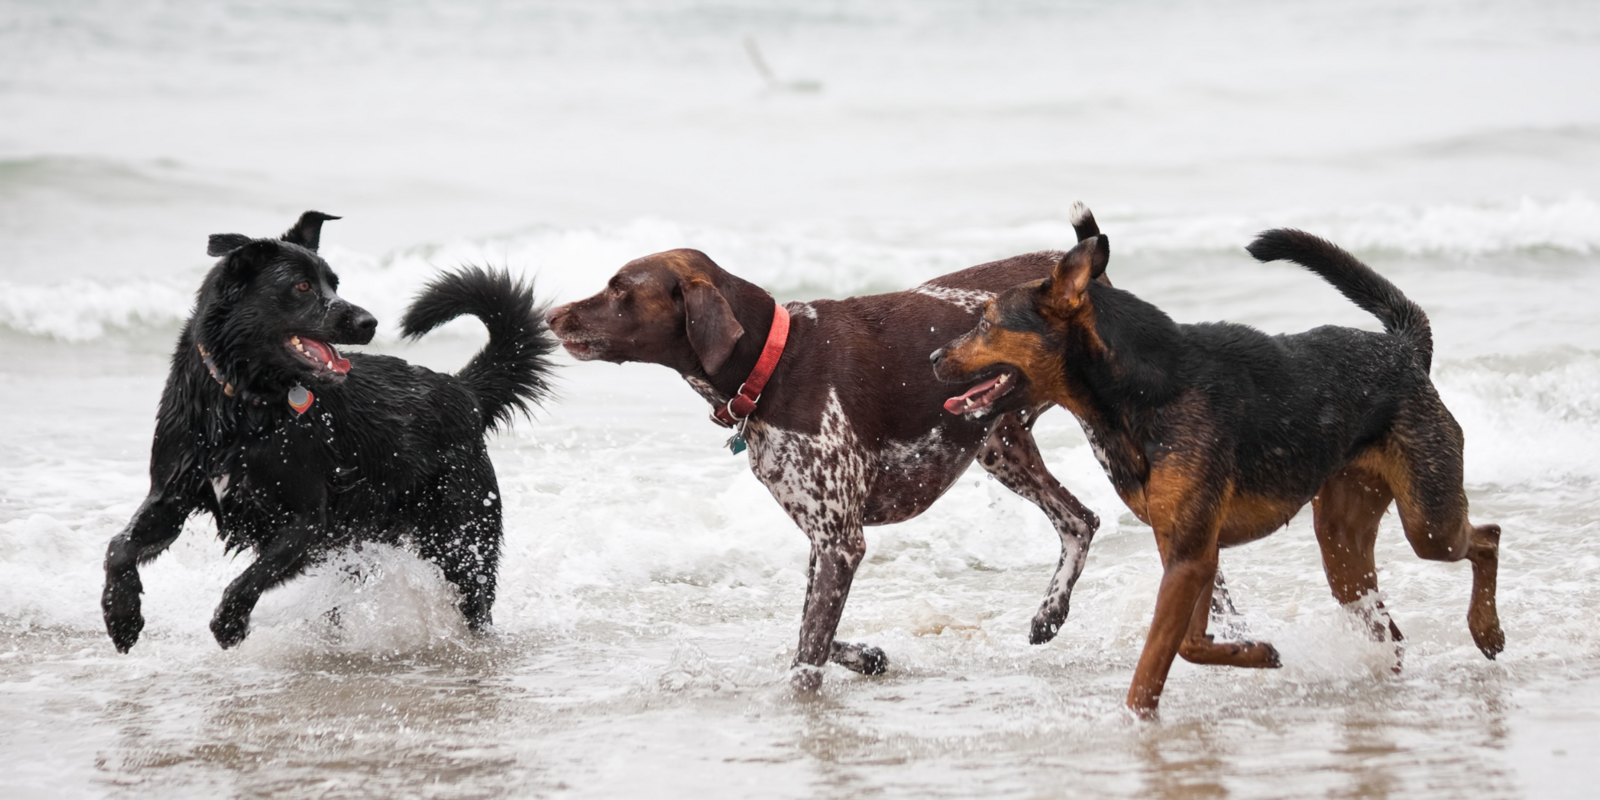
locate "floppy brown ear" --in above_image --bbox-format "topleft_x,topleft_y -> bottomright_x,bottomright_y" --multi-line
1043,235 -> 1110,315
683,280 -> 745,374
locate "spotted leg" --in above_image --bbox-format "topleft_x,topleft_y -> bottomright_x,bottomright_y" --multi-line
975,410 -> 1100,644
749,401 -> 884,689
788,506 -> 879,690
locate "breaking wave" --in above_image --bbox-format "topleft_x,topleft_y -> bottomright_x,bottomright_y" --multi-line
4,194 -> 1598,342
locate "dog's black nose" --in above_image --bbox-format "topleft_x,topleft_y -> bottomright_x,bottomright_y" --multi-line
929,348 -> 945,366
349,309 -> 378,343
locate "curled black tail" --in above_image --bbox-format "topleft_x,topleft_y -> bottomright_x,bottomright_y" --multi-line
400,267 -> 558,432
1246,229 -> 1433,370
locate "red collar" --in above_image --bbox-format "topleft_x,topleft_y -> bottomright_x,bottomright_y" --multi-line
710,303 -> 790,427
197,343 -> 237,397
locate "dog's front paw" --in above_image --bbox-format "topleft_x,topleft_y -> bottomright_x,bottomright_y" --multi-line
209,610 -> 250,650
1029,602 -> 1069,645
789,664 -> 826,692
102,579 -> 145,653
1471,620 -> 1505,660
104,609 -> 144,653
1259,641 -> 1282,669
830,641 -> 888,675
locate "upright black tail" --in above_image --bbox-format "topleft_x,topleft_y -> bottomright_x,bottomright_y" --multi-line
400,267 -> 558,432
1246,229 -> 1433,370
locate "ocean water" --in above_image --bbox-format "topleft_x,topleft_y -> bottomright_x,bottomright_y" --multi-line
4,1 -> 1600,797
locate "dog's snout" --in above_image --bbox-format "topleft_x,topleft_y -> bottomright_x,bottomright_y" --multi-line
346,305 -> 378,344
546,303 -> 570,331
929,348 -> 945,366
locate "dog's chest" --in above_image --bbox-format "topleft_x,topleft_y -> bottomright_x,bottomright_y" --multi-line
205,410 -> 339,517
743,389 -> 870,534
740,388 -> 972,532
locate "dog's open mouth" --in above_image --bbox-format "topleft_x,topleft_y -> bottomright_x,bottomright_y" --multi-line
288,335 -> 352,375
944,368 -> 1019,416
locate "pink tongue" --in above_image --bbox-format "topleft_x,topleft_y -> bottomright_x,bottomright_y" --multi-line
300,338 -> 352,374
943,375 -> 1002,415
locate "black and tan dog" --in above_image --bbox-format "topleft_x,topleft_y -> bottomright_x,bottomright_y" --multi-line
932,215 -> 1503,717
102,212 -> 556,652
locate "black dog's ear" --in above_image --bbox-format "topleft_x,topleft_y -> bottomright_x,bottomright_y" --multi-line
1044,235 -> 1111,315
219,239 -> 281,284
280,211 -> 341,251
683,279 -> 745,375
207,233 -> 253,257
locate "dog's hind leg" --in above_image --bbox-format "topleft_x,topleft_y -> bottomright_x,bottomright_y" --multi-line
415,508 -> 502,633
976,410 -> 1100,644
1312,466 -> 1405,659
210,519 -> 319,649
103,491 -> 192,652
1368,399 -> 1504,658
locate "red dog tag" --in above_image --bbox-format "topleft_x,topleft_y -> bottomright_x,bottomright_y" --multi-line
287,384 -> 314,415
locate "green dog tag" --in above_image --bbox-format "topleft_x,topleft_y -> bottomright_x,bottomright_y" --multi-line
726,433 -> 747,455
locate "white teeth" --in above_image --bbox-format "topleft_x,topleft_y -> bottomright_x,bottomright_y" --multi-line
997,374 -> 1009,385
325,360 -> 333,369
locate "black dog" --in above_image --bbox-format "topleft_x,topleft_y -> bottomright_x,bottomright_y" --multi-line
933,223 -> 1503,716
102,212 -> 556,651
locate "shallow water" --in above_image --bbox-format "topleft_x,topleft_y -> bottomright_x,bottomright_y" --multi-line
4,1 -> 1600,798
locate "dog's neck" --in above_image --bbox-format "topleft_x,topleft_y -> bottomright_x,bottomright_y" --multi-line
694,272 -> 782,402
1077,285 -> 1184,416
184,324 -> 277,407
1058,285 -> 1187,495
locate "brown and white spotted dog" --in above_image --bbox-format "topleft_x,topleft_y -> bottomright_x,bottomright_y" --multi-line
546,210 -> 1110,689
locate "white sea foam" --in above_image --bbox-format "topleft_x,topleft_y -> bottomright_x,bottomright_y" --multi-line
6,194 -> 1599,342
947,194 -> 1600,257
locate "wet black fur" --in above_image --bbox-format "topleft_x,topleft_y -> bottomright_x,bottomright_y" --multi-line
938,226 -> 1503,714
102,212 -> 557,652
1006,229 -> 1435,516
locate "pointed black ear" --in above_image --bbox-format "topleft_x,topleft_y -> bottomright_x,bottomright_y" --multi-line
1090,234 -> 1109,280
281,211 -> 341,251
1068,203 -> 1113,286
1043,235 -> 1111,315
682,279 -> 745,375
207,233 -> 253,257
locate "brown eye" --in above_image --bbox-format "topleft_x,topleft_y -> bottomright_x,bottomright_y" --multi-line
980,319 -> 992,332
296,281 -> 311,292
